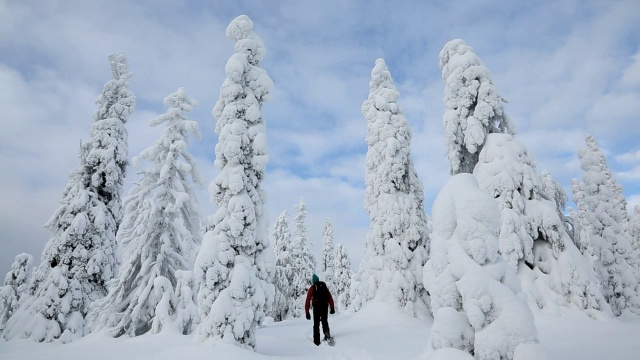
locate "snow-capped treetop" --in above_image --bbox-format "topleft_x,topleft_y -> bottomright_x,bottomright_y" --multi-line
87,51 -> 136,227
440,39 -> 515,175
540,171 -> 567,212
273,210 -> 292,261
294,198 -> 309,246
322,219 -> 335,273
109,52 -> 132,81
3,254 -> 33,293
580,135 -> 629,225
226,15 -> 267,65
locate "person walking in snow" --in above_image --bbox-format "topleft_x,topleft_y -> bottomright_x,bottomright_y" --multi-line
305,274 -> 335,346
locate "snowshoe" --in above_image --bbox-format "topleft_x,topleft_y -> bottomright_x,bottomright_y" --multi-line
323,336 -> 335,346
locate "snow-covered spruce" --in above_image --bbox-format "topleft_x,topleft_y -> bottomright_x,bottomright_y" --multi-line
333,243 -> 352,311
424,174 -> 545,360
352,58 -> 430,317
194,15 -> 275,350
540,171 -> 573,240
288,198 -> 316,317
5,53 -> 136,342
439,39 -> 515,175
0,254 -> 33,332
86,51 -> 136,230
88,88 -> 204,336
321,219 -> 336,296
3,142 -> 115,342
572,135 -> 640,316
272,211 -> 294,321
474,133 -> 609,316
630,206 -> 640,255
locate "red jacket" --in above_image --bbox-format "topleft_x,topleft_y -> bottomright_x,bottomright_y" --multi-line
304,283 -> 335,316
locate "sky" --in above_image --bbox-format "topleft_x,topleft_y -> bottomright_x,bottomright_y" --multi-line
1,0 -> 639,277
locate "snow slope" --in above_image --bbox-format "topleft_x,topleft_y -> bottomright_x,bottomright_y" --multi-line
1,301 -> 639,359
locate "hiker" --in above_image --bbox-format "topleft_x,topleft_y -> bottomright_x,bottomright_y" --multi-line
305,274 -> 335,346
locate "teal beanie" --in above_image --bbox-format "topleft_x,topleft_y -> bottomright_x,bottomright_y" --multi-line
312,274 -> 319,284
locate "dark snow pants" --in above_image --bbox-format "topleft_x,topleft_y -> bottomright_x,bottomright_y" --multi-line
312,303 -> 330,345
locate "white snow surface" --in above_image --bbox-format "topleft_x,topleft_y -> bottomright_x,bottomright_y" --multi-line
1,300 -> 639,360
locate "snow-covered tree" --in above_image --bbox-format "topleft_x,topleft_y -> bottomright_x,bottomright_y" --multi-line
88,88 -> 204,336
173,270 -> 200,335
424,174 -> 545,360
352,58 -> 430,317
333,243 -> 352,311
572,135 -> 640,316
288,198 -> 316,317
321,219 -> 336,294
86,51 -> 136,230
474,133 -> 609,316
3,141 -> 116,343
272,211 -> 293,321
540,171 -> 572,237
0,254 -> 33,332
439,39 -> 515,175
630,206 -> 640,253
194,15 -> 275,350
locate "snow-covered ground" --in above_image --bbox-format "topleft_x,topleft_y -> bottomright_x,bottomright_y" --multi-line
1,301 -> 639,360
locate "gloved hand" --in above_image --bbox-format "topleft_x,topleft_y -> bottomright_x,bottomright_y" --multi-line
330,308 -> 335,314
306,313 -> 311,320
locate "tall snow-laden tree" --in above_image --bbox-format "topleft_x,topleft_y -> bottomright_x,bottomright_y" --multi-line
440,39 -> 515,175
288,198 -> 316,317
3,142 -> 115,343
321,219 -> 336,294
86,51 -> 136,230
352,58 -> 430,317
424,174 -> 545,360
272,211 -> 293,321
0,254 -> 33,332
88,88 -> 204,336
194,15 -> 275,350
333,243 -> 352,311
474,133 -> 609,316
572,135 -> 640,316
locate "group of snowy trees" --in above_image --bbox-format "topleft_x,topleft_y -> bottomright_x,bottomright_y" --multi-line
1,14 -> 639,360
270,200 -> 353,320
419,39 -> 640,359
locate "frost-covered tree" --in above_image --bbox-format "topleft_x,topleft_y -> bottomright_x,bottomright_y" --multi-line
440,39 -> 515,175
88,88 -> 204,336
0,254 -> 33,332
272,211 -> 293,321
288,198 -> 316,317
321,219 -> 336,294
352,58 -> 430,317
3,142 -> 115,343
424,174 -> 545,360
333,243 -> 352,311
572,135 -> 639,316
540,171 -> 572,238
194,15 -> 275,350
474,133 -> 609,316
86,52 -> 136,230
630,206 -> 640,253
